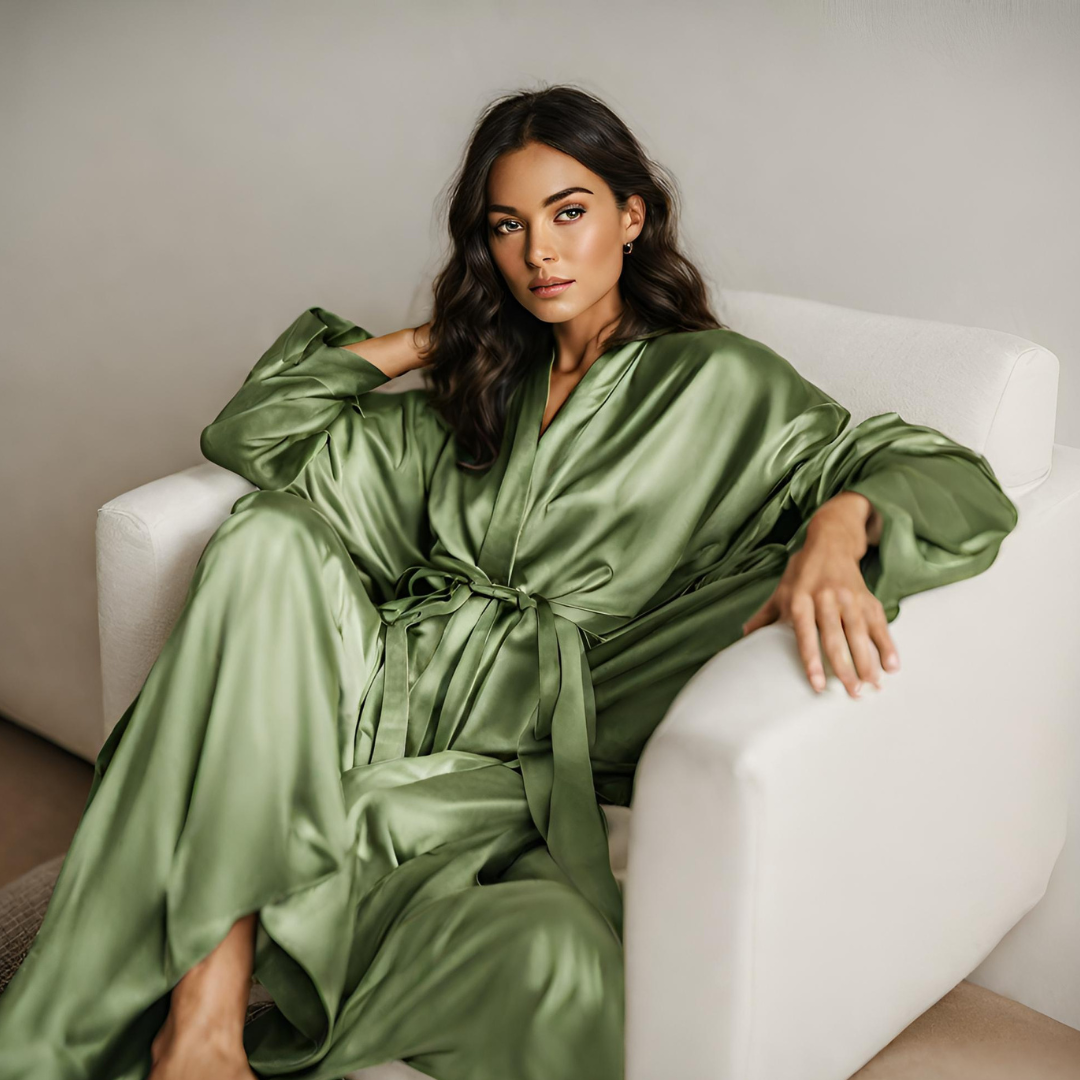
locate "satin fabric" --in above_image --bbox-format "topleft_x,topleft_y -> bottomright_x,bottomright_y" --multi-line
0,307 -> 1019,1080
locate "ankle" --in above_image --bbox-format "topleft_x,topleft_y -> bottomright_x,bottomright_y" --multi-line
171,989 -> 248,1034
156,1004 -> 247,1059
164,914 -> 257,1039
169,968 -> 249,1031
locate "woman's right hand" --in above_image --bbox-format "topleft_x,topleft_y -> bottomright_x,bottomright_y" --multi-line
409,321 -> 435,370
341,321 -> 434,378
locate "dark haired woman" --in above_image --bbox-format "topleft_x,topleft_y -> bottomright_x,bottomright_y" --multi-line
0,85 -> 1018,1080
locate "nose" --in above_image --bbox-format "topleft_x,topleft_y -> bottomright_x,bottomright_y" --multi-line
526,226 -> 558,268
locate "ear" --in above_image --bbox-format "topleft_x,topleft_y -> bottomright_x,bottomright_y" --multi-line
624,193 -> 646,243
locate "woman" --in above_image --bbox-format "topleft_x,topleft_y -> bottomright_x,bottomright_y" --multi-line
0,85 -> 1018,1080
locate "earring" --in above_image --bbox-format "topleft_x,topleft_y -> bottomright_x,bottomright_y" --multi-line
623,242 -> 634,255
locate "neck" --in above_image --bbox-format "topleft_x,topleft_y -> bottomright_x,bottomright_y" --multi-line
549,290 -> 625,373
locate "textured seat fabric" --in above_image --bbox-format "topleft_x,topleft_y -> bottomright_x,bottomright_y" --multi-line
0,855 -> 67,999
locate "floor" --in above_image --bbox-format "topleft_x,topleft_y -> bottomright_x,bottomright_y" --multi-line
2,715 -> 1079,1079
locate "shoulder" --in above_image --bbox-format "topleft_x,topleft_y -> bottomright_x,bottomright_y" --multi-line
640,327 -> 845,430
642,326 -> 808,390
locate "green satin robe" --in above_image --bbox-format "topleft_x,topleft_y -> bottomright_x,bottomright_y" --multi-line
0,306 -> 1018,1080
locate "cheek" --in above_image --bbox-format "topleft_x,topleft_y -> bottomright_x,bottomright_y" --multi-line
489,242 -> 518,284
570,224 -> 610,261
571,228 -> 625,297
569,224 -> 623,278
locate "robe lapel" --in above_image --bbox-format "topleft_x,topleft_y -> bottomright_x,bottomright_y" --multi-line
475,349 -> 551,585
473,347 -> 628,941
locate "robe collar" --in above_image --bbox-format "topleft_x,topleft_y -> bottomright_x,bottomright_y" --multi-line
476,334 -> 657,584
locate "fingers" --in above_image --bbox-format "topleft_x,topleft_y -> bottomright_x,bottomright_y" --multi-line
812,590 -> 864,698
792,588 -> 897,698
836,588 -> 886,692
866,602 -> 901,673
790,593 -> 827,693
745,580 -> 901,697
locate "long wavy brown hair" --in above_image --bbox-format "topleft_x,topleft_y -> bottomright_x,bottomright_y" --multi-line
420,83 -> 727,471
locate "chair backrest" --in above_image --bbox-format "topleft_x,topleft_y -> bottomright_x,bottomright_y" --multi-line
716,289 -> 1059,497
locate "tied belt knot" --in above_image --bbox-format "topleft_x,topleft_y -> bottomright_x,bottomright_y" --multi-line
370,558 -> 564,764
469,579 -> 538,610
377,562 -> 538,630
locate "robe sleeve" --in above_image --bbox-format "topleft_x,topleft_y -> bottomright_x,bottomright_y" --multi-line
675,329 -> 1020,625
200,305 -> 399,489
784,407 -> 1020,621
199,306 -> 450,597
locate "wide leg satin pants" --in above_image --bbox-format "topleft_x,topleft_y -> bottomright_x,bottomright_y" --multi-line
0,491 -> 624,1080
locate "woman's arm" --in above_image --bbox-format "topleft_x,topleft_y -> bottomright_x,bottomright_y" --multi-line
199,308 -> 433,492
807,490 -> 883,553
199,307 -> 450,597
340,321 -> 433,379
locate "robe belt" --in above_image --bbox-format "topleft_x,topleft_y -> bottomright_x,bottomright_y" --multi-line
371,559 -> 564,763
369,557 -> 623,942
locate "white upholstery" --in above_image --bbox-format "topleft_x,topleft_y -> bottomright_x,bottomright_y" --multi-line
96,290 -> 1078,1079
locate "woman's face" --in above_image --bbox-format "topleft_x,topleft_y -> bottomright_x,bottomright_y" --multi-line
485,141 -> 644,326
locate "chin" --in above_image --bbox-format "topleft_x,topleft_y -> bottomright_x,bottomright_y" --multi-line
523,295 -> 583,321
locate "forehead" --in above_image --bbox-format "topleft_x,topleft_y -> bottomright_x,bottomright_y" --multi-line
486,142 -> 607,208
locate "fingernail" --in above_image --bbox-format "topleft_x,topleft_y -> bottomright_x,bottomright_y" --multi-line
811,673 -> 825,692
853,682 -> 863,697
885,655 -> 900,671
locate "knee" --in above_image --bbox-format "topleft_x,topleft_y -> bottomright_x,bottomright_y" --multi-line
192,491 -> 352,604
206,490 -> 341,563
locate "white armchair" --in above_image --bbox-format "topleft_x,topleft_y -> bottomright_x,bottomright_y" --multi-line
96,290 -> 1079,1080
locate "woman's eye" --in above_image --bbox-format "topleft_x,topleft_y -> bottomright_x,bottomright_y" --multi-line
493,205 -> 586,236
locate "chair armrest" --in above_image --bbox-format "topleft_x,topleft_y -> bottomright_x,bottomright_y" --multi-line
624,446 -> 1080,1080
96,462 -> 254,748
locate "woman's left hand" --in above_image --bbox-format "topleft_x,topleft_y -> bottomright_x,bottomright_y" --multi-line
741,513 -> 901,698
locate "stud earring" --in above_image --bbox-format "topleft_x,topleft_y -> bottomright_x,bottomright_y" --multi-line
623,242 -> 634,255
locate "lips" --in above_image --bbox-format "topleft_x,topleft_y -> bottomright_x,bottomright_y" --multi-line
530,279 -> 575,296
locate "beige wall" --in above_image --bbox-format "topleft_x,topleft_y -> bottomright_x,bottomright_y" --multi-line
1,0 -> 1077,758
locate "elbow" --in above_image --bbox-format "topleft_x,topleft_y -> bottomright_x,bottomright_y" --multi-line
199,425 -> 287,491
199,423 -> 225,468
199,422 -> 249,479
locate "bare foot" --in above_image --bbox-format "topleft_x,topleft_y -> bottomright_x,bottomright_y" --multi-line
149,1006 -> 257,1079
150,911 -> 260,1079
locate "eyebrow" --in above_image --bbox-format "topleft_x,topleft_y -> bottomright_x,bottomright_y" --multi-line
486,187 -> 594,215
